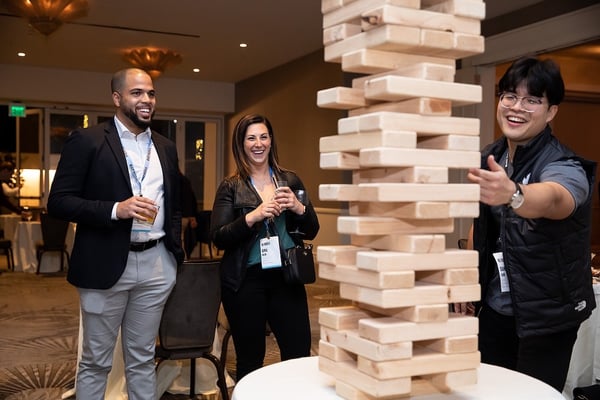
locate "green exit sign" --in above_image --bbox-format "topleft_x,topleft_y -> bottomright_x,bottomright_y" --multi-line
9,103 -> 26,117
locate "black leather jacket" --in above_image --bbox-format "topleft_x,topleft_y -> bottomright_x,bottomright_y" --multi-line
211,170 -> 319,292
475,126 -> 596,337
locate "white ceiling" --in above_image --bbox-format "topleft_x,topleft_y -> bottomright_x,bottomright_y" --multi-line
0,0 -> 584,84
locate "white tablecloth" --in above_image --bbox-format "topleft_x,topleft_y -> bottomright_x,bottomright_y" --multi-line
563,283 -> 600,399
12,221 -> 75,273
0,214 -> 21,240
232,356 -> 566,400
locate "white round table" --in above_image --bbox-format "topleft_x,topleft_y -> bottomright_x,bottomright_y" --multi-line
232,356 -> 566,400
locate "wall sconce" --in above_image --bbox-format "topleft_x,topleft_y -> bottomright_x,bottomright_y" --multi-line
122,47 -> 182,79
2,0 -> 89,36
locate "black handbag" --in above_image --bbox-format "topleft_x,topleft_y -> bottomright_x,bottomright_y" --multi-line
282,242 -> 316,284
270,221 -> 316,285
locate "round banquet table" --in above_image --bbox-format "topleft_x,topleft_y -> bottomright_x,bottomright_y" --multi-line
231,356 -> 566,400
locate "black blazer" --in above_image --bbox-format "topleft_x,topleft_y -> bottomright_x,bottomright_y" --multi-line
48,119 -> 184,289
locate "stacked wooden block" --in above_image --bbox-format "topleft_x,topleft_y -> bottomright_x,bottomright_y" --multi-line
316,0 -> 486,398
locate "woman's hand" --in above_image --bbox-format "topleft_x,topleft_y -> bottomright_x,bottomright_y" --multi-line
245,198 -> 282,227
273,187 -> 303,215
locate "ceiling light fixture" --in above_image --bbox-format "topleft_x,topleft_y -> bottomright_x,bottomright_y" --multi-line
3,0 -> 89,36
122,47 -> 182,80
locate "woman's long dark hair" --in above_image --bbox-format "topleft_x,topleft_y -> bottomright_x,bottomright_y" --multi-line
231,114 -> 284,179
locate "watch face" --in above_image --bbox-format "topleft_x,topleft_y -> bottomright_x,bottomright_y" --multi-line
511,193 -> 525,209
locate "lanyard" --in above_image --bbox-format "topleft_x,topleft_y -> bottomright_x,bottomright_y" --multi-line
250,167 -> 274,234
124,136 -> 153,196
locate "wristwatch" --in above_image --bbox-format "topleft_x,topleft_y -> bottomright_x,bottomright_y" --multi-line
508,182 -> 524,209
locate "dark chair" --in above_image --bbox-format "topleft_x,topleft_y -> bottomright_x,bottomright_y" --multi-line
196,210 -> 215,259
36,213 -> 71,274
0,237 -> 14,271
155,260 -> 229,400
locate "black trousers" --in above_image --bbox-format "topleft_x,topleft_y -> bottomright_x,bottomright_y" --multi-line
222,264 -> 311,381
478,303 -> 578,392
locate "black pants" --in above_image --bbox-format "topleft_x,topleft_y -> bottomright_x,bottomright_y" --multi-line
222,264 -> 311,381
478,303 -> 578,392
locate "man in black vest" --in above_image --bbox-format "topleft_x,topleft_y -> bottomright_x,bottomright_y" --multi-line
459,57 -> 596,392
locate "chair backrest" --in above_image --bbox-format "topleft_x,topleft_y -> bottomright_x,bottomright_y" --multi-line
40,213 -> 70,249
159,260 -> 221,350
195,210 -> 212,245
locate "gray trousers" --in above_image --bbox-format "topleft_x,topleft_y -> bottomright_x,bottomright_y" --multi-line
76,242 -> 176,400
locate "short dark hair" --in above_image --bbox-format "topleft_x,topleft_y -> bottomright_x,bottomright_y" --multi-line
231,114 -> 282,179
498,57 -> 565,106
110,68 -> 149,94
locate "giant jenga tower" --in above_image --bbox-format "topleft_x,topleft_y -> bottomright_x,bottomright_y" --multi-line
316,0 -> 486,398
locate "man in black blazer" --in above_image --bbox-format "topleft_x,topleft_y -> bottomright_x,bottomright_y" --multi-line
48,68 -> 184,400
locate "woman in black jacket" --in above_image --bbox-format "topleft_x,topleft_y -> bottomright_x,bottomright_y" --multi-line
211,114 -> 319,381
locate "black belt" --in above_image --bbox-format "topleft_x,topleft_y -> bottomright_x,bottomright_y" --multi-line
129,239 -> 160,252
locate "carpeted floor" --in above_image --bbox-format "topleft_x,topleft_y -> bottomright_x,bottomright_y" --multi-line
0,258 -> 347,399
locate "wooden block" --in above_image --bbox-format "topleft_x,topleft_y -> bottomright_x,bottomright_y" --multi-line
358,314 -> 479,343
418,134 -> 480,151
319,183 -> 360,200
342,49 -> 455,75
317,245 -> 370,265
320,262 -> 415,289
335,380 -> 379,400
426,368 -> 478,391
447,283 -> 481,302
350,202 -> 451,219
319,339 -> 356,361
361,5 -> 481,35
319,356 -> 412,397
317,86 -> 367,109
323,0 -> 420,28
360,148 -> 480,169
353,166 -> 448,184
358,183 -> 480,202
356,249 -> 478,272
422,0 -> 486,20
357,349 -> 480,379
338,216 -> 454,235
322,0 -> 348,14
416,267 -> 479,285
448,201 -> 480,218
419,335 -> 478,354
338,112 -> 480,136
325,25 -> 421,63
349,98 -> 452,117
435,32 -> 485,58
350,233 -> 445,252
323,23 -> 363,46
364,75 -> 482,106
352,63 -> 456,88
319,306 -> 376,330
340,282 -> 448,308
322,326 -> 413,361
321,151 -> 360,170
358,303 -> 449,322
320,130 -> 416,153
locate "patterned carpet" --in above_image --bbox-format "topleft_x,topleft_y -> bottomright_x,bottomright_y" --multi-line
0,261 -> 347,399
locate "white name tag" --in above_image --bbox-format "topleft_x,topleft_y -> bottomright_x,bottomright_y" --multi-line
493,251 -> 510,293
260,236 -> 282,269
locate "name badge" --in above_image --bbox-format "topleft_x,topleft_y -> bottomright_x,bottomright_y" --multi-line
260,236 -> 282,269
493,252 -> 510,293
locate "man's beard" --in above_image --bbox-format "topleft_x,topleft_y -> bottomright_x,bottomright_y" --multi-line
125,108 -> 154,130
